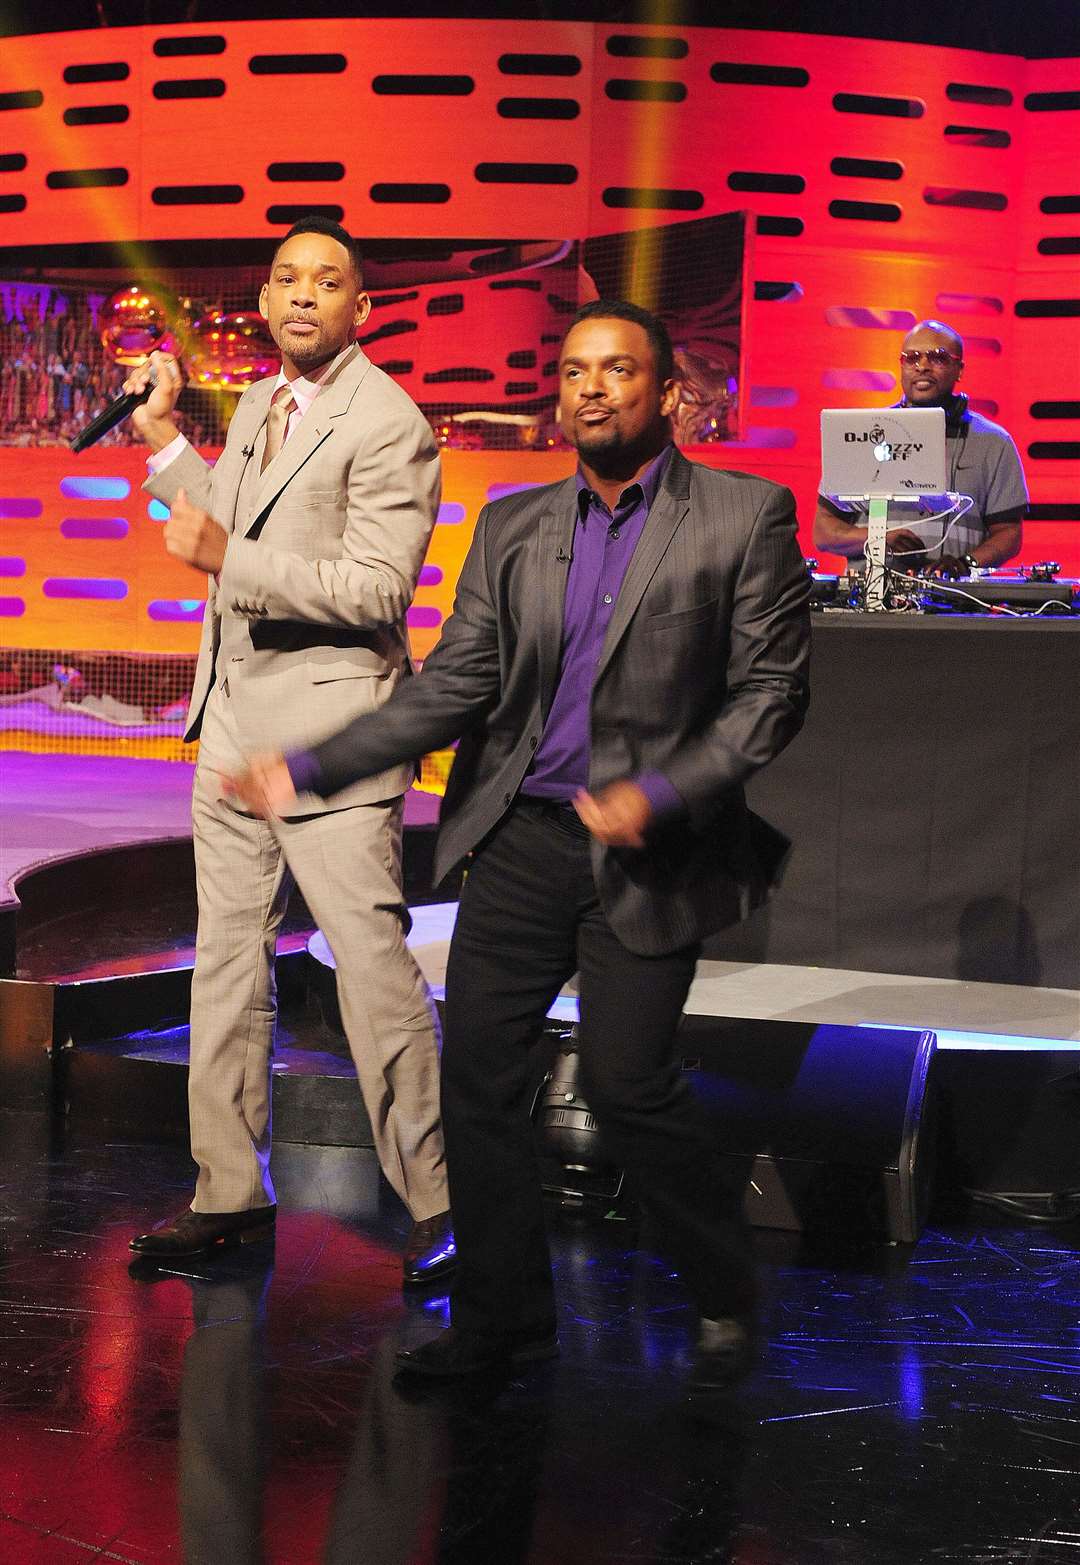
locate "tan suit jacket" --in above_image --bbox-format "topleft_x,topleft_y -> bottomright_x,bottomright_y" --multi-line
144,343 -> 441,813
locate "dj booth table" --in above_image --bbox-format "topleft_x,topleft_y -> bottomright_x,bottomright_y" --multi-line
705,614 -> 1080,990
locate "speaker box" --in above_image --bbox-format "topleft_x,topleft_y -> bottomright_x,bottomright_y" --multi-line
678,1016 -> 938,1243
933,1047 -> 1080,1200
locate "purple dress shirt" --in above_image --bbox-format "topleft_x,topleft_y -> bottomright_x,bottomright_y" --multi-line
521,443 -> 683,818
287,443 -> 685,821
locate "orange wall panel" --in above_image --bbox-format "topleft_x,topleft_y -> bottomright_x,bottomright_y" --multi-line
0,20 -> 596,246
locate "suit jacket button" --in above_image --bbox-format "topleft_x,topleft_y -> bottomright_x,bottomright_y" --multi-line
504,791 -> 512,803
529,736 -> 538,749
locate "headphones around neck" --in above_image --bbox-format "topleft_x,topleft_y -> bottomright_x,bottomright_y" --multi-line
901,389 -> 969,430
942,390 -> 969,431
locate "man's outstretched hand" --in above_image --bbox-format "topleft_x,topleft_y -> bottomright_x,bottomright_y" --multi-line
573,780 -> 654,848
221,753 -> 297,818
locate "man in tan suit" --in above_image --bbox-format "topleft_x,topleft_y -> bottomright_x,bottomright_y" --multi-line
126,217 -> 454,1285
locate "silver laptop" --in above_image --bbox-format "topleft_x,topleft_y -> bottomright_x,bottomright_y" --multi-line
821,407 -> 947,504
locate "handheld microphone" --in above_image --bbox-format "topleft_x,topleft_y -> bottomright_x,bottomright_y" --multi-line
69,366 -> 158,453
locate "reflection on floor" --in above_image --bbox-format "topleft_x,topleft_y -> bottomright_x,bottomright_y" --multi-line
3,1112 -> 1080,1565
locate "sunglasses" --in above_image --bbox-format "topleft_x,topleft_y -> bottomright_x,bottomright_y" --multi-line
899,348 -> 962,367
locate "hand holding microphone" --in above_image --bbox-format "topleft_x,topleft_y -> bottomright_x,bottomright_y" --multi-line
121,350 -> 185,451
69,349 -> 187,454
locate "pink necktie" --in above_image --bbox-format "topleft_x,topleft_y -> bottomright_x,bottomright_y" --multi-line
261,384 -> 296,471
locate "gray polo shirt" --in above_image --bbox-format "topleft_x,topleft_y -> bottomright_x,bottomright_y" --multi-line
820,408 -> 1028,562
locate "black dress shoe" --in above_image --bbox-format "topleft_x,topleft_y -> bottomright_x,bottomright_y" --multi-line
686,1316 -> 756,1397
394,1325 -> 559,1379
129,1206 -> 276,1258
402,1210 -> 457,1287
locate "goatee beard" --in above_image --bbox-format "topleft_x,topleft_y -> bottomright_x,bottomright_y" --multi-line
285,340 -> 326,369
574,426 -> 658,479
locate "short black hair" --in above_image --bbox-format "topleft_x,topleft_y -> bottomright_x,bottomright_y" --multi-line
272,216 -> 364,286
569,298 -> 674,383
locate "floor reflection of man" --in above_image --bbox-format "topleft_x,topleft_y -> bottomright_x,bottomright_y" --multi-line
325,1332 -> 551,1564
178,1266 -> 272,1565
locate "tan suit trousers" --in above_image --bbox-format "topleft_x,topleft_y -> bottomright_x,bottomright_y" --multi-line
188,686 -> 447,1219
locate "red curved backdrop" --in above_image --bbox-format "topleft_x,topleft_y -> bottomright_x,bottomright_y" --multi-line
1,19 -> 1077,662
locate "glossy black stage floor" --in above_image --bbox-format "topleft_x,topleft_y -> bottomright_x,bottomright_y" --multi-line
4,1113 -> 1080,1565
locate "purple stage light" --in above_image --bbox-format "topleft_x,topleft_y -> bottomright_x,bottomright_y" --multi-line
825,306 -> 917,330
61,517 -> 129,539
822,368 -> 897,390
43,577 -> 128,600
750,386 -> 799,407
147,599 -> 206,621
731,427 -> 798,449
486,482 -> 544,501
0,498 -> 43,518
936,291 -> 1004,315
59,476 -> 131,500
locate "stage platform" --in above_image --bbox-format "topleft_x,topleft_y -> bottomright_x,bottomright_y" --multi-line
3,752 -> 1079,1236
0,750 -> 440,921
0,750 -> 441,975
358,909 -> 1080,1053
4,753 -> 1076,1045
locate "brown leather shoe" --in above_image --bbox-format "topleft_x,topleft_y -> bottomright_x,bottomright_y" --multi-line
129,1206 -> 276,1258
402,1210 -> 457,1287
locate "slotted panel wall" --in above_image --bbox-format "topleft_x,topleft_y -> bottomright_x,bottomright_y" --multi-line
0,21 -> 1077,661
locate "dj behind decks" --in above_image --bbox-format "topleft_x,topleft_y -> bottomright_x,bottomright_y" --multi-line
811,319 -> 1028,582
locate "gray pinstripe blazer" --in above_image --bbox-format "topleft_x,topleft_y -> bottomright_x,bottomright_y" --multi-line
310,448 -> 812,955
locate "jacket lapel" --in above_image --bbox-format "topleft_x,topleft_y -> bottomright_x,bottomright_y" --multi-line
219,383 -> 273,534
594,449 -> 692,683
244,344 -> 370,536
535,476 -> 579,722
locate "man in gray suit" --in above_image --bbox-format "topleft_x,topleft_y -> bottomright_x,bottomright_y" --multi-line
126,217 -> 454,1285
228,300 -> 811,1383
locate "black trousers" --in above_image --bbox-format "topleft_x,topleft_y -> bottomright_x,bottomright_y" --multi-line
441,797 -> 757,1339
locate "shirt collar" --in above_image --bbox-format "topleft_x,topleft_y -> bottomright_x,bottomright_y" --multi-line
273,342 -> 353,418
575,442 -> 674,521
